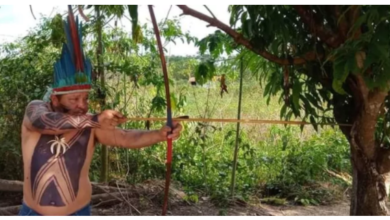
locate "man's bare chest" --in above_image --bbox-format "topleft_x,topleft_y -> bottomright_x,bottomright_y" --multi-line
29,129 -> 92,207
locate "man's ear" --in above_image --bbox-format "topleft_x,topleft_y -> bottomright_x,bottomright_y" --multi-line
51,95 -> 59,106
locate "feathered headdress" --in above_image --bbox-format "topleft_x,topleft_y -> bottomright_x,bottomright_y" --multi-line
45,5 -> 92,100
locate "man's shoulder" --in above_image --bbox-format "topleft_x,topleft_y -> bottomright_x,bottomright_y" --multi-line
24,100 -> 50,119
25,100 -> 49,109
23,101 -> 44,128
27,100 -> 45,105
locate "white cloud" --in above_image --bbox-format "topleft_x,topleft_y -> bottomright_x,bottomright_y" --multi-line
0,4 -> 68,42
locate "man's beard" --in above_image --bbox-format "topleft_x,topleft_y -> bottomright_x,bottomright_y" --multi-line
52,103 -> 87,116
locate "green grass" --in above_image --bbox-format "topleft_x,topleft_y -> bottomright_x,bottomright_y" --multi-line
88,74 -> 351,206
0,69 -> 351,207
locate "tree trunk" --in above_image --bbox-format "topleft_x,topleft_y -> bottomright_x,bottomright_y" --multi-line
350,151 -> 388,215
0,179 -> 23,191
334,80 -> 390,215
95,5 -> 109,183
376,147 -> 390,197
348,91 -> 389,215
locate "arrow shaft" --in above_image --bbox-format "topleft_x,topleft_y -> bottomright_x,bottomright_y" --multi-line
121,117 -> 352,127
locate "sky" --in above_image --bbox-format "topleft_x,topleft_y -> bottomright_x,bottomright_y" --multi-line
0,4 -> 232,56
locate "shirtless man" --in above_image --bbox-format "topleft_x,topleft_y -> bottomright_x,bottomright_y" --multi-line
18,93 -> 182,216
18,6 -> 182,216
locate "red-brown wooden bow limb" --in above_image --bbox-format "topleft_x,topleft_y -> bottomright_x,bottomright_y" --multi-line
148,5 -> 173,216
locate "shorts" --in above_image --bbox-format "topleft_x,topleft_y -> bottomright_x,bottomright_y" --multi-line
18,201 -> 91,216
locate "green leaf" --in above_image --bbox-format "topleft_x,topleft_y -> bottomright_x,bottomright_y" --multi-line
241,11 -> 248,26
292,81 -> 301,109
301,94 -> 316,117
242,19 -> 252,38
208,37 -> 217,54
310,115 -> 318,131
128,5 -> 139,42
170,93 -> 177,111
263,81 -> 272,97
371,43 -> 388,60
151,96 -> 166,112
306,93 -> 323,111
195,62 -> 210,85
280,104 -> 287,119
332,56 -> 349,95
128,5 -> 138,23
346,52 -> 358,74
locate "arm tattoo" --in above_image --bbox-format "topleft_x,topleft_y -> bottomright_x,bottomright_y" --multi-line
25,101 -> 100,131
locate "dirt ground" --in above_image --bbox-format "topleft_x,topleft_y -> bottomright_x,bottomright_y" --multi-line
0,179 -> 351,216
91,199 -> 351,216
0,194 -> 351,216
92,180 -> 352,216
259,202 -> 350,216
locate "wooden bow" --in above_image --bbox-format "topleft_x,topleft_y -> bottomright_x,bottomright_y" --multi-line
148,5 -> 173,216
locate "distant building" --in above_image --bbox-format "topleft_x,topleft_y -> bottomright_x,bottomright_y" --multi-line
189,77 -> 196,86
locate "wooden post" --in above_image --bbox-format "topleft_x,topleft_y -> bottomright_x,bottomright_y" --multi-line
231,56 -> 244,198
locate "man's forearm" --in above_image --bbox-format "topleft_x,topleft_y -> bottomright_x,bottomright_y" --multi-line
120,129 -> 165,149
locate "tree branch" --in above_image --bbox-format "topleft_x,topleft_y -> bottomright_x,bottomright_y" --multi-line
162,5 -> 173,27
348,5 -> 361,40
293,5 -> 343,48
333,5 -> 348,41
78,5 -> 90,22
354,74 -> 369,104
177,5 -> 321,65
204,5 -> 216,19
29,5 -> 36,20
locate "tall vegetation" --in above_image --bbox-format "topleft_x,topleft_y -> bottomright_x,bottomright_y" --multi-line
0,5 -> 352,212
176,5 -> 390,215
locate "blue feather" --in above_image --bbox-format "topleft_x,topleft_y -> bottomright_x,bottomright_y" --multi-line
84,56 -> 90,76
64,47 -> 75,77
57,62 -> 62,83
60,46 -> 67,77
52,5 -> 92,89
54,62 -> 59,84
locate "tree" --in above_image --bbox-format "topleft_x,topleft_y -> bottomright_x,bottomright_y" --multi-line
176,5 -> 390,215
0,17 -> 62,180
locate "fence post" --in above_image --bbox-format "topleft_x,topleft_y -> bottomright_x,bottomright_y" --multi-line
231,56 -> 244,198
